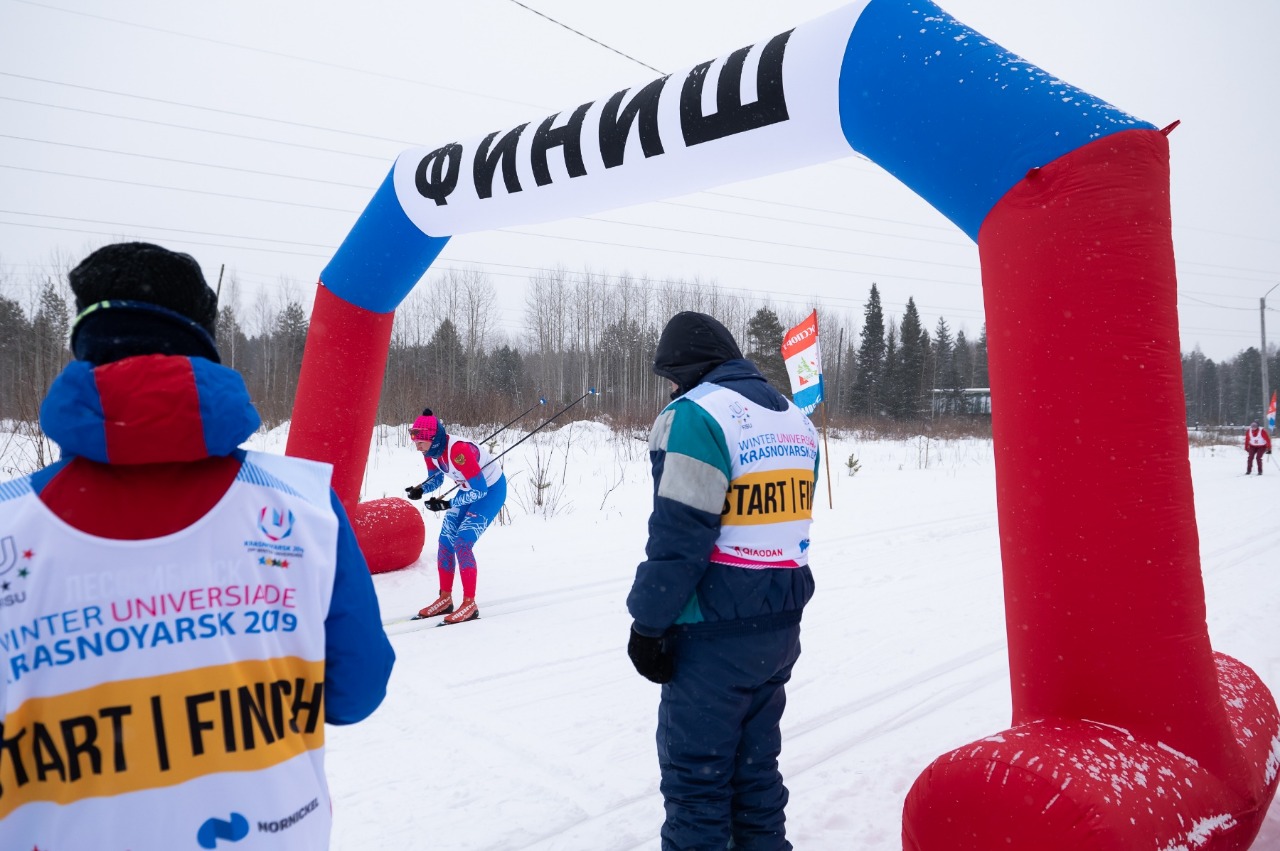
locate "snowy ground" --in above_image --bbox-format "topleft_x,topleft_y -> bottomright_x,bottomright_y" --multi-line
240,420 -> 1277,851
5,419 -> 1275,848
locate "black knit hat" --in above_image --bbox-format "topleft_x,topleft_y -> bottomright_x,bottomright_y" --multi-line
69,242 -> 220,364
652,311 -> 743,397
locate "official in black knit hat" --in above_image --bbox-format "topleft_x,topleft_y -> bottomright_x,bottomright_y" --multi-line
651,310 -> 744,398
68,241 -> 221,365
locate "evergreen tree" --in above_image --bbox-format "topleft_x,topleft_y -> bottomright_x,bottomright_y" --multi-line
974,324 -> 989,388
881,322 -> 899,419
1202,358 -> 1221,424
1187,348 -> 1222,426
954,330 -> 973,389
485,344 -> 525,399
745,307 -> 788,392
933,316 -> 963,415
0,294 -> 29,419
215,303 -> 250,373
599,318 -> 647,419
426,318 -> 465,410
1234,347 -> 1262,423
893,297 -> 926,420
266,300 -> 308,425
951,329 -> 980,415
849,284 -> 885,416
32,283 -> 70,397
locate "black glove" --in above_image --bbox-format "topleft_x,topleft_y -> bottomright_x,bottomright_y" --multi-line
405,484 -> 424,500
628,627 -> 674,684
1268,449 -> 1273,455
425,496 -> 452,512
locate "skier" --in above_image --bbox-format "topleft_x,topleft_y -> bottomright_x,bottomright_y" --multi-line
626,311 -> 819,851
0,242 -> 394,849
405,409 -> 507,624
1244,420 -> 1271,475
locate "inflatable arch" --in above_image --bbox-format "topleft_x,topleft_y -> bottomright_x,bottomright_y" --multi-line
285,0 -> 1280,846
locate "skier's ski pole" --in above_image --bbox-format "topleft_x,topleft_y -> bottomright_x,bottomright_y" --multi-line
479,396 -> 547,446
437,388 -> 597,498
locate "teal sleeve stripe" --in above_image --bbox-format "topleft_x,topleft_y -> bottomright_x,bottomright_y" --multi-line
664,401 -> 731,480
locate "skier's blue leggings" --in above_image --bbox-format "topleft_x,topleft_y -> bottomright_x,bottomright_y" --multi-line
657,624 -> 801,851
438,475 -> 506,557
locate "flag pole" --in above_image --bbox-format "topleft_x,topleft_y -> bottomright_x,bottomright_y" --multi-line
819,398 -> 833,509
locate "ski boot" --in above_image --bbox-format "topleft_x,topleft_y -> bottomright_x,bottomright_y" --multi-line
416,593 -> 454,619
440,598 -> 479,626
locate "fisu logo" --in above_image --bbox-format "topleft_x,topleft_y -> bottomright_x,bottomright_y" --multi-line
0,535 -> 18,577
197,812 -> 250,848
0,535 -> 32,608
258,507 -> 295,542
728,401 -> 754,431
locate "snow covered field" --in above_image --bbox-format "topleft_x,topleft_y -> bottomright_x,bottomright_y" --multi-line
4,419 -> 1276,848
280,421 -> 1278,850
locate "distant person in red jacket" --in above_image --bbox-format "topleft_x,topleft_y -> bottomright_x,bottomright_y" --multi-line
1244,421 -> 1271,475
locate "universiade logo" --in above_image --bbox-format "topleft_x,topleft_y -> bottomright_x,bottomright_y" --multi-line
197,813 -> 249,848
257,507 -> 295,542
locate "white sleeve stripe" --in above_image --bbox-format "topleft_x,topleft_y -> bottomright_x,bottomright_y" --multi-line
658,452 -> 728,515
649,409 -> 675,452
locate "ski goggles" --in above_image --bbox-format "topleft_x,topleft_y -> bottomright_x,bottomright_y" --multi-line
409,427 -> 434,440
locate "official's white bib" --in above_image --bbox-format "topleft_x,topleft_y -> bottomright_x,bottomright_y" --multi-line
685,384 -> 818,568
0,451 -> 341,850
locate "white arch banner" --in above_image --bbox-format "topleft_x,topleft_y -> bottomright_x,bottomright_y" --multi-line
391,4 -> 865,237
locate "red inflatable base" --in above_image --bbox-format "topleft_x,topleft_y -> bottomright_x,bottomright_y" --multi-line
903,654 -> 1280,851
348,497 -> 425,574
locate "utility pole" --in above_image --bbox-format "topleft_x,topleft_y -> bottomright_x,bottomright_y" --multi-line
1262,283 -> 1278,421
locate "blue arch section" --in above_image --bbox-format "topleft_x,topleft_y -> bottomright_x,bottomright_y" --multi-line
837,0 -> 1155,240
320,169 -> 450,314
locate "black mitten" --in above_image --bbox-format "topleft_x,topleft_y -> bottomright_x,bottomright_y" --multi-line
405,484 -> 424,500
425,496 -> 452,512
627,627 -> 674,684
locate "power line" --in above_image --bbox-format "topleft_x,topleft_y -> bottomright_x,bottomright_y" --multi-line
502,0 -> 664,74
1,80 -> 989,248
575,215 -> 978,271
10,2 -> 546,113
0,221 -> 983,322
0,210 -> 337,251
0,164 -> 356,214
489,226 -> 982,288
0,95 -> 388,160
9,205 -> 1276,325
0,71 -> 419,146
662,196 -> 965,239
5,3 -> 1272,362
1178,293 -> 1257,312
0,134 -> 374,189
702,189 -> 962,234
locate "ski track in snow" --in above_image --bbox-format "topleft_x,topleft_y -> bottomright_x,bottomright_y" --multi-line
292,433 -> 1280,849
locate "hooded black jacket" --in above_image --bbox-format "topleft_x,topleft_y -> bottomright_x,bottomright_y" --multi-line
652,311 -> 744,398
629,320 -> 817,636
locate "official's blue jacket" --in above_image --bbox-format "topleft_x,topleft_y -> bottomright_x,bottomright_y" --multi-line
627,358 -> 817,637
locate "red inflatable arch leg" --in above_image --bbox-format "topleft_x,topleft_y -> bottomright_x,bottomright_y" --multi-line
286,284 -> 425,574
901,129 -> 1280,849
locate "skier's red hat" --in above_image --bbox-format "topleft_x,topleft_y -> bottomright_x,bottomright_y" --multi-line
410,409 -> 447,456
410,411 -> 438,440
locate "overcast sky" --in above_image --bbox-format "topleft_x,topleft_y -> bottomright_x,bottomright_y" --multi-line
2,0 -> 1277,362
